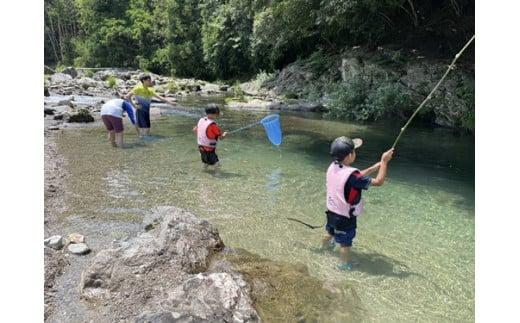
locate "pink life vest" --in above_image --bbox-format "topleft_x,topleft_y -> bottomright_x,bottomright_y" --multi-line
197,117 -> 217,148
326,163 -> 364,218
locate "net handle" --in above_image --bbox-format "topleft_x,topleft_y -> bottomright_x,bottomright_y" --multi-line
226,121 -> 261,135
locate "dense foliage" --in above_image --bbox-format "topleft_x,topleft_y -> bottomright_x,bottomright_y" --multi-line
45,0 -> 474,80
44,0 -> 474,130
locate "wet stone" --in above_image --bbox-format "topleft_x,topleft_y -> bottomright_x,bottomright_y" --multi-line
67,233 -> 85,244
68,243 -> 90,255
44,235 -> 64,250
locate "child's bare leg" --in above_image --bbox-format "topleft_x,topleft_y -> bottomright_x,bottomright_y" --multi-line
108,131 -> 116,147
213,162 -> 221,174
322,233 -> 333,249
339,245 -> 350,265
115,132 -> 124,148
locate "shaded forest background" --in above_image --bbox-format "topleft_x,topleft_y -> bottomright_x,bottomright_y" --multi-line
45,0 -> 474,80
44,0 -> 474,130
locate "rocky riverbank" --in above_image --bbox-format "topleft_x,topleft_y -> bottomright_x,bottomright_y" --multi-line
234,46 -> 475,130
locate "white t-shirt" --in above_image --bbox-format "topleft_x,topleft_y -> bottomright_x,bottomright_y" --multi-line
100,99 -> 125,118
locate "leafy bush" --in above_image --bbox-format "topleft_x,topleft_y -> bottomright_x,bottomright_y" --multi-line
325,74 -> 416,122
252,70 -> 275,88
229,82 -> 246,102
285,92 -> 299,100
166,81 -> 180,93
106,76 -> 117,88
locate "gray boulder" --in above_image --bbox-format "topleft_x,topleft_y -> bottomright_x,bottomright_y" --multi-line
76,77 -> 99,90
164,272 -> 258,322
79,206 -> 258,322
50,73 -> 73,84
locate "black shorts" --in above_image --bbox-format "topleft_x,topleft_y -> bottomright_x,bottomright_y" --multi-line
200,150 -> 219,165
136,108 -> 151,128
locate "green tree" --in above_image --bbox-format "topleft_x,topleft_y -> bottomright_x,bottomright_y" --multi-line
166,0 -> 207,78
251,0 -> 320,71
44,0 -> 80,65
201,0 -> 254,79
74,0 -> 136,67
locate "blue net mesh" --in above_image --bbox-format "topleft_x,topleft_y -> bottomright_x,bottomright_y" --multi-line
260,114 -> 282,146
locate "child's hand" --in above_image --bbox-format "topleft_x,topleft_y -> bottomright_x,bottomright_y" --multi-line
381,148 -> 394,162
221,131 -> 228,138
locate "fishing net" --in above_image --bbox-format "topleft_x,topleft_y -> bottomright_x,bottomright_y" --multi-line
260,114 -> 282,146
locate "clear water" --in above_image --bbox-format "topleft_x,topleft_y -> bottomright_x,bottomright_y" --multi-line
57,99 -> 474,322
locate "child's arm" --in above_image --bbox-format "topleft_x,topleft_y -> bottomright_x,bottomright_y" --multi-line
192,126 -> 197,134
124,91 -> 135,106
370,149 -> 394,186
154,94 -> 177,106
360,162 -> 380,176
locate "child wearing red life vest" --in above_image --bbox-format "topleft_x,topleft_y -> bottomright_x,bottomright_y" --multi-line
193,106 -> 227,169
324,136 -> 394,271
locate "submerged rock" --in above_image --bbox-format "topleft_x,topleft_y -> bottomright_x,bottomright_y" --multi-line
79,206 -> 257,322
67,109 -> 94,123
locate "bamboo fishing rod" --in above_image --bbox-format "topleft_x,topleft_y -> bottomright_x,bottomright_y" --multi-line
391,35 -> 475,148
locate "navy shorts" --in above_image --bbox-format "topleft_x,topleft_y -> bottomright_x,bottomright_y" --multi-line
326,224 -> 356,247
200,149 -> 219,165
136,108 -> 151,128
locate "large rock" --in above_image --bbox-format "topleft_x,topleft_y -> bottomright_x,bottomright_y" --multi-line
163,272 -> 258,322
49,73 -> 73,84
227,98 -> 322,112
79,207 -> 258,322
76,77 -> 99,90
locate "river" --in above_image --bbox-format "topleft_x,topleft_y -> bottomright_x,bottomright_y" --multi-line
56,96 -> 474,322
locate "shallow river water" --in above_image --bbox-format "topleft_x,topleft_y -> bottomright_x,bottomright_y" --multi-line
56,98 -> 474,322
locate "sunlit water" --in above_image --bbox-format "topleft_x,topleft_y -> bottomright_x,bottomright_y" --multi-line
57,99 -> 474,322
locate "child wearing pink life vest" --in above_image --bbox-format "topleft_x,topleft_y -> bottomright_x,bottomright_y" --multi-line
323,136 -> 394,271
193,106 -> 227,168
